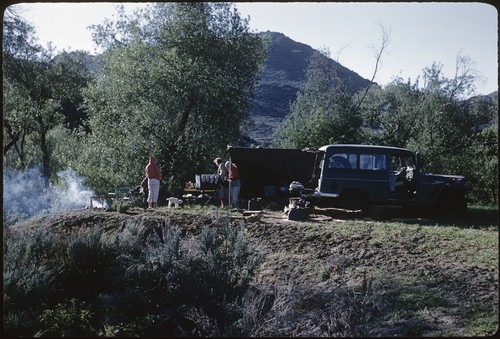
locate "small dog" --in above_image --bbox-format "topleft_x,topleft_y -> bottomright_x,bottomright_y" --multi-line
166,197 -> 183,208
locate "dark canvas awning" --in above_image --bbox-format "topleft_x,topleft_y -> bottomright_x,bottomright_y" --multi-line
227,146 -> 318,199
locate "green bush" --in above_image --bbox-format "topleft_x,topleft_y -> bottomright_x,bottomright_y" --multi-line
111,199 -> 131,213
40,298 -> 96,336
3,215 -> 266,336
3,225 -> 61,336
112,222 -> 265,336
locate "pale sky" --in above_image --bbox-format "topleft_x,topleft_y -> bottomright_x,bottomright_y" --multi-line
9,2 -> 499,95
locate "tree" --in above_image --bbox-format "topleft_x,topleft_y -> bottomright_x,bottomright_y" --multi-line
361,76 -> 424,147
273,50 -> 362,148
466,96 -> 498,204
3,8 -> 90,181
407,56 -> 491,171
360,54 -> 498,204
3,7 -> 40,168
81,3 -> 267,195
273,25 -> 390,149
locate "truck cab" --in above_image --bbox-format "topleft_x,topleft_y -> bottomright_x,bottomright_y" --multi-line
304,144 -> 468,216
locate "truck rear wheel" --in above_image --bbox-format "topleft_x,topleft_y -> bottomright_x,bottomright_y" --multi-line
341,191 -> 367,212
438,191 -> 467,217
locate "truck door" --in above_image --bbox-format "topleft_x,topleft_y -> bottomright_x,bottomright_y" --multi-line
388,152 -> 417,200
359,153 -> 390,202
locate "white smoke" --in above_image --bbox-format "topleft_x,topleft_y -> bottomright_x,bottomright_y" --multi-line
3,167 -> 107,224
50,169 -> 97,212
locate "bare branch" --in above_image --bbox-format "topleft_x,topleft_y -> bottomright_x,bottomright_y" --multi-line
368,23 -> 391,83
354,23 -> 391,113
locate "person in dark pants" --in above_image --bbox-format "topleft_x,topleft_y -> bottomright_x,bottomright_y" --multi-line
213,157 -> 228,208
225,161 -> 240,208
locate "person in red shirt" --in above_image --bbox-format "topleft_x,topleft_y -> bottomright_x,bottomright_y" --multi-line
145,156 -> 162,208
225,161 -> 240,208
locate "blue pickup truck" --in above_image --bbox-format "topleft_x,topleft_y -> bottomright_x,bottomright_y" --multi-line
301,144 -> 469,216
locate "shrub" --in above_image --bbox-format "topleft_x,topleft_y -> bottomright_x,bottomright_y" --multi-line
3,224 -> 62,336
112,221 -> 266,336
40,298 -> 97,336
198,223 -> 264,300
246,261 -> 378,337
111,199 -> 131,213
58,226 -> 117,300
3,214 -> 266,336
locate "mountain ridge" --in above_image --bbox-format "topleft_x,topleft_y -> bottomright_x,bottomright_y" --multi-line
248,31 -> 375,145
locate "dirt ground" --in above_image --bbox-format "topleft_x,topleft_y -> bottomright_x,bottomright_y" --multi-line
21,206 -> 499,336
172,207 -> 497,336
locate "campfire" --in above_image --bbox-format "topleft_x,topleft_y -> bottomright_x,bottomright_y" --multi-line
88,196 -> 109,210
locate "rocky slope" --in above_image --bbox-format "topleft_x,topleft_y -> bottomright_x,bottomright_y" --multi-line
249,32 -> 374,145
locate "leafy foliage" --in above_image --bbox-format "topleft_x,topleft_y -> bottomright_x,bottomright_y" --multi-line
81,3 -> 267,195
361,59 -> 498,203
40,299 -> 96,337
273,50 -> 363,148
274,49 -> 497,204
3,8 -> 90,179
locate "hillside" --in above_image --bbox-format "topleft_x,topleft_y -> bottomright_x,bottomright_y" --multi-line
249,32 -> 375,145
4,206 -> 498,336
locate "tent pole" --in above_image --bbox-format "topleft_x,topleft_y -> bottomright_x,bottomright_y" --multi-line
228,155 -> 231,209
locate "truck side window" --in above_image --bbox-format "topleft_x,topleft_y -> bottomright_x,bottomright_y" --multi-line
361,154 -> 387,170
328,153 -> 356,169
360,154 -> 372,169
389,155 -> 415,171
375,154 -> 386,170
